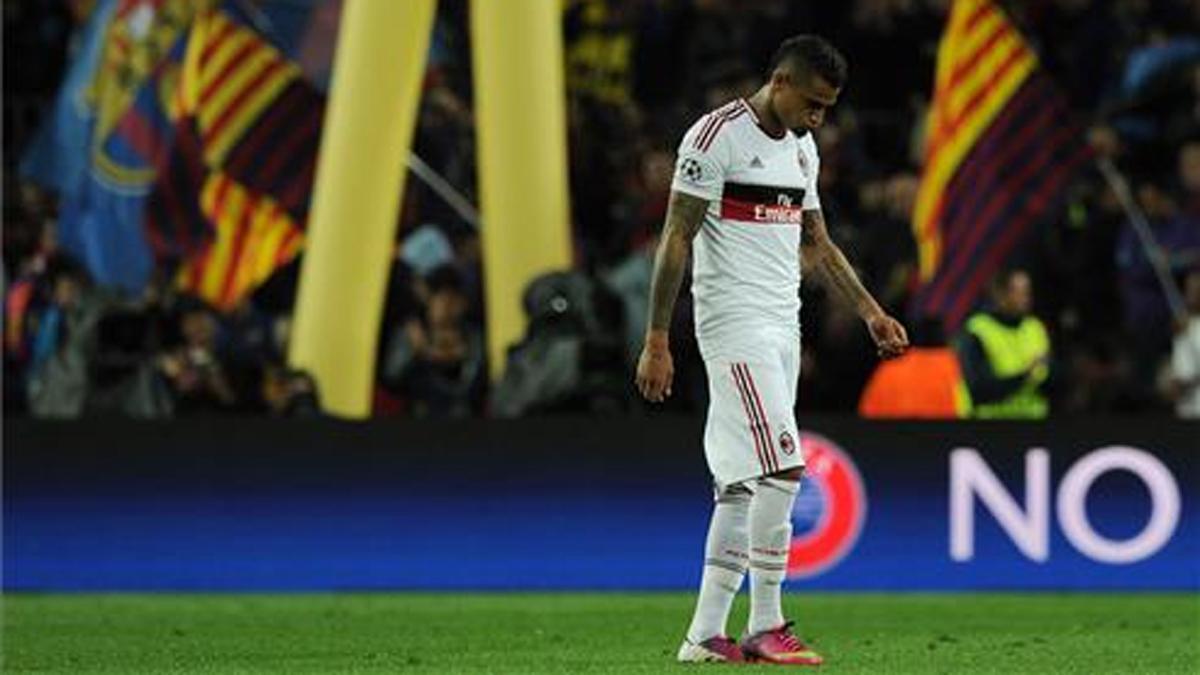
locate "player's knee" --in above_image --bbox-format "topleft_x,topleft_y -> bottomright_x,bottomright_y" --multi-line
714,482 -> 753,505
771,466 -> 805,482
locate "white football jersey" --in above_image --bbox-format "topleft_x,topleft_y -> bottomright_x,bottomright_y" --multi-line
670,98 -> 821,358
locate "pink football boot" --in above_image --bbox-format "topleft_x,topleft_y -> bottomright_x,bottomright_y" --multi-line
676,635 -> 747,663
739,622 -> 824,666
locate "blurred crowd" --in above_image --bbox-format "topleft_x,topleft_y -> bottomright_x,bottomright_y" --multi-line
4,0 -> 1200,419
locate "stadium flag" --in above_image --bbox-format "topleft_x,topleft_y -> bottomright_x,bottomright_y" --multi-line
147,2 -> 322,310
19,0 -> 117,196
23,0 -> 204,292
911,0 -> 1091,329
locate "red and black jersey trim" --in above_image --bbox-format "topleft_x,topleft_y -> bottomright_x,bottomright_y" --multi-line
731,363 -> 771,474
731,363 -> 778,474
739,97 -> 788,141
693,101 -> 747,153
719,182 -> 806,224
723,182 -> 805,203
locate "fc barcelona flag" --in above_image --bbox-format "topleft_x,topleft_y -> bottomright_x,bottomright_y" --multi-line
912,0 -> 1091,329
147,3 -> 322,310
27,0 -> 204,292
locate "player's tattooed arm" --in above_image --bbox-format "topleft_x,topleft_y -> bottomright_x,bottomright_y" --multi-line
636,190 -> 706,402
799,237 -> 824,283
646,190 -> 707,333
801,209 -> 910,358
800,209 -> 880,319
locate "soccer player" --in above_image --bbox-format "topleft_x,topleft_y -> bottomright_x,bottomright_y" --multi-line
635,35 -> 909,665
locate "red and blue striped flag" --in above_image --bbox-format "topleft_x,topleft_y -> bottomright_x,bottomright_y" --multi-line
147,3 -> 322,310
912,0 -> 1091,329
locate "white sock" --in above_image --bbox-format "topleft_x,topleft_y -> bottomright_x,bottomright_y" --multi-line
685,484 -> 751,643
748,476 -> 799,634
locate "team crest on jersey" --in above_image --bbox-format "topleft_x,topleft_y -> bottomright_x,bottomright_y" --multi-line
788,432 -> 867,579
796,150 -> 809,178
679,158 -> 704,182
780,431 -> 795,455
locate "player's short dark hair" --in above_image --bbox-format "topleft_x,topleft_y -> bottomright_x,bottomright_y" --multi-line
769,35 -> 848,89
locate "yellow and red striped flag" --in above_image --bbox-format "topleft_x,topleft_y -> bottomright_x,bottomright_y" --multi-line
146,2 -> 323,310
171,172 -> 305,309
912,0 -> 1091,328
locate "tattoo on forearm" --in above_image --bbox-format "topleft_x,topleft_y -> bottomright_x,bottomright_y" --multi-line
647,192 -> 707,332
801,210 -> 880,318
820,248 -> 875,314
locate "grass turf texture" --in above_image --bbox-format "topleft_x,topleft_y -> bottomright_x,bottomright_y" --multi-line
4,593 -> 1197,674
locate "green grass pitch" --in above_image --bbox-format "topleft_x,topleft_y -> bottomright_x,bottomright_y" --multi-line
4,593 -> 1197,673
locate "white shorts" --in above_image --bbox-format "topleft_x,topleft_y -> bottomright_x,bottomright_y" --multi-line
703,341 -> 803,489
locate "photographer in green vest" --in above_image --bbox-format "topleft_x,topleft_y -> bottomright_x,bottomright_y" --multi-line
956,268 -> 1051,419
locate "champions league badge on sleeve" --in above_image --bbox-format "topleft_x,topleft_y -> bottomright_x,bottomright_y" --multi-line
787,433 -> 867,579
679,157 -> 704,183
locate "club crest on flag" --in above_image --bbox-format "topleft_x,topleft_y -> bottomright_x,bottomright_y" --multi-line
90,0 -> 201,189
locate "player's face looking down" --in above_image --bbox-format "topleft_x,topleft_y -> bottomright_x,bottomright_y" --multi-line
771,70 -> 840,133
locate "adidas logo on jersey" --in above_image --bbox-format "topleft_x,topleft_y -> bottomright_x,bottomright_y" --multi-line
749,156 -> 765,169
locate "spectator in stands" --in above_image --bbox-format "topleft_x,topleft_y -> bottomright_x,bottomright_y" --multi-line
1180,140 -> 1200,217
384,264 -> 485,418
1116,174 -> 1200,387
1060,334 -> 1138,413
564,0 -> 636,110
956,268 -> 1052,419
492,271 -> 628,416
859,316 -> 969,418
1165,268 -> 1200,418
3,185 -> 58,414
152,299 -> 239,415
25,257 -> 93,418
260,363 -> 321,417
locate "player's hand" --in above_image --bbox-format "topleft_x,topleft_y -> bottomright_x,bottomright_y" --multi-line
636,331 -> 674,403
867,313 -> 909,359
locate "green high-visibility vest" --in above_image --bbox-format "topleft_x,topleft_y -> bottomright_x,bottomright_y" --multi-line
965,313 -> 1050,419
